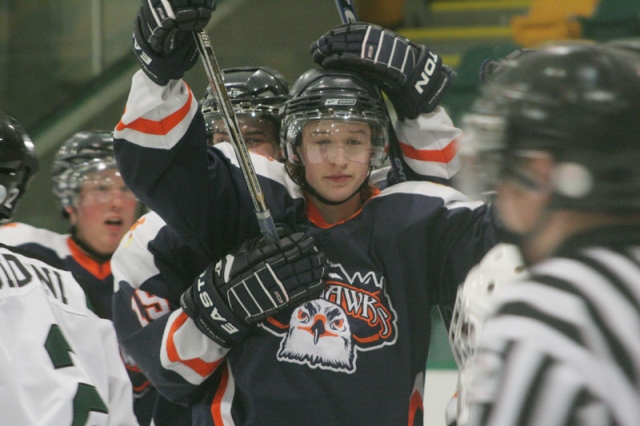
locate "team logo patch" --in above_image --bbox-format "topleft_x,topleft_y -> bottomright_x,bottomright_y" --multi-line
263,262 -> 398,373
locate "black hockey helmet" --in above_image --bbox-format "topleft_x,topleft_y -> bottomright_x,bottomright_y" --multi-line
459,41 -> 640,212
0,110 -> 38,223
51,130 -> 117,211
200,66 -> 289,143
281,68 -> 389,169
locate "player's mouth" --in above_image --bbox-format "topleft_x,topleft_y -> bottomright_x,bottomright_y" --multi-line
104,218 -> 124,231
325,173 -> 351,184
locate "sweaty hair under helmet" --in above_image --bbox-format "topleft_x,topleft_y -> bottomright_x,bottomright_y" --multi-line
200,66 -> 289,143
459,41 -> 640,213
281,68 -> 389,169
50,131 -> 117,213
0,110 -> 38,223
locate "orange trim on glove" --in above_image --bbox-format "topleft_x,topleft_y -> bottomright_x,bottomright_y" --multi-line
399,138 -> 458,164
166,311 -> 222,377
116,83 -> 194,135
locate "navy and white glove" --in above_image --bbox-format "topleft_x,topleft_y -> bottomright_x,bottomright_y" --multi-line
133,0 -> 216,85
180,230 -> 328,347
311,22 -> 456,120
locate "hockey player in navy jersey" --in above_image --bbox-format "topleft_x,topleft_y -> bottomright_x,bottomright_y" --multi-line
112,65 -> 292,426
457,42 -> 640,425
0,110 -> 139,425
111,1 -> 498,424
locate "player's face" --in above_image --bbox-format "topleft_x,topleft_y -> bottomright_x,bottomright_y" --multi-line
67,168 -> 139,257
211,115 -> 280,159
494,152 -> 554,262
299,120 -> 371,203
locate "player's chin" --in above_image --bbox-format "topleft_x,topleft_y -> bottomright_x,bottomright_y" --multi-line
323,187 -> 359,203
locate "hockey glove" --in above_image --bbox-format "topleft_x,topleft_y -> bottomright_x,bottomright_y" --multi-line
180,230 -> 328,347
311,22 -> 456,119
133,0 -> 216,85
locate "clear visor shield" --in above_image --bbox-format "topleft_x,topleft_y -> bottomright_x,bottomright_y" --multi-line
286,117 -> 387,167
455,114 -> 508,201
204,112 -> 278,151
73,163 -> 137,207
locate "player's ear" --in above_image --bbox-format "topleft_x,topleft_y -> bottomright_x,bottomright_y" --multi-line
65,206 -> 78,225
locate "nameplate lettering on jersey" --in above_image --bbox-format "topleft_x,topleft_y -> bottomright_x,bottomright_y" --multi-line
0,252 -> 68,305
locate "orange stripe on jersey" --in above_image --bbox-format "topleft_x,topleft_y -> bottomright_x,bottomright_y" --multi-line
210,364 -> 230,425
408,388 -> 424,426
67,238 -> 111,280
166,312 -> 222,377
115,84 -> 194,135
399,138 -> 458,164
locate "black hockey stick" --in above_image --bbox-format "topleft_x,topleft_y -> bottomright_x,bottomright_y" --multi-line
333,0 -> 453,331
193,29 -> 279,244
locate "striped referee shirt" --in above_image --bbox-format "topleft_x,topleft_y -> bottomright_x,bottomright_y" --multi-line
467,225 -> 640,426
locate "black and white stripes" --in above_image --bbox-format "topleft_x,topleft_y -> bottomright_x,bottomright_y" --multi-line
468,240 -> 640,426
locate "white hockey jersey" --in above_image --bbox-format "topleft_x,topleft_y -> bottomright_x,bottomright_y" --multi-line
0,243 -> 138,426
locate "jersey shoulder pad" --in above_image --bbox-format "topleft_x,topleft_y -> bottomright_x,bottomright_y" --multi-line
0,223 -> 70,257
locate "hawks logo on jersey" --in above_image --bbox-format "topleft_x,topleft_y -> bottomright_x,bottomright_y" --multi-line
263,262 -> 398,373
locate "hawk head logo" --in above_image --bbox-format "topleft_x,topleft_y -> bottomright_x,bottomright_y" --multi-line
277,299 -> 356,373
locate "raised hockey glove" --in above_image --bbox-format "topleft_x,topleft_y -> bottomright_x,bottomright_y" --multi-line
180,230 -> 328,347
311,22 -> 456,119
133,0 -> 216,85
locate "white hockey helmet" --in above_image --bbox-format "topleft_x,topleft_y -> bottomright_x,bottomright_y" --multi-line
449,243 -> 529,369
